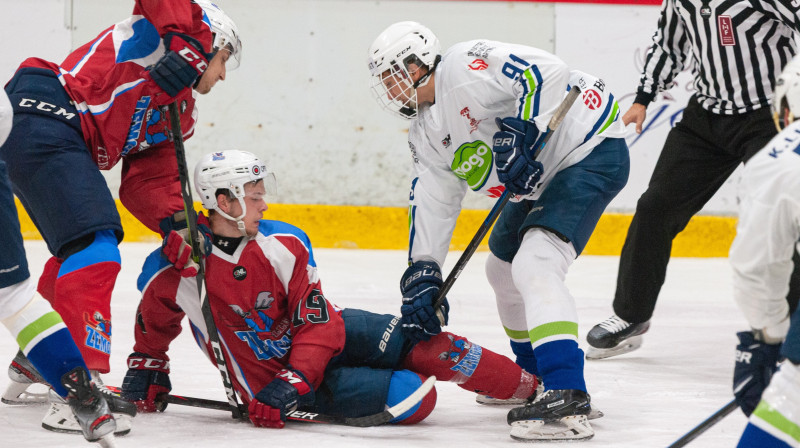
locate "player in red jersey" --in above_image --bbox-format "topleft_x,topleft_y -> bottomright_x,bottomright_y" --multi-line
0,0 -> 241,435
121,150 -> 539,428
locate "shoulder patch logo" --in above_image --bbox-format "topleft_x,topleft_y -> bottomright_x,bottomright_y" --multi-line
233,266 -> 247,280
582,89 -> 603,110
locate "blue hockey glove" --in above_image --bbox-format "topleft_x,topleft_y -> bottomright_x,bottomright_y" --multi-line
249,369 -> 315,428
733,331 -> 782,416
160,211 -> 213,277
492,117 -> 545,196
121,352 -> 171,413
148,33 -> 210,97
400,261 -> 450,344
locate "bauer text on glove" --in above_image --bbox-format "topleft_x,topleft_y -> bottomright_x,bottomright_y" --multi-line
400,261 -> 450,344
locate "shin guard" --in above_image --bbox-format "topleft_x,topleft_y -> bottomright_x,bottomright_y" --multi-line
403,332 -> 537,400
52,231 -> 121,373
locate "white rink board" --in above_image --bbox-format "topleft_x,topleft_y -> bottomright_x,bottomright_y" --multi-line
0,0 -> 755,214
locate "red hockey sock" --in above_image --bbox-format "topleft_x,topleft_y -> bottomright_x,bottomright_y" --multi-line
37,256 -> 62,303
402,332 -> 537,399
53,261 -> 120,373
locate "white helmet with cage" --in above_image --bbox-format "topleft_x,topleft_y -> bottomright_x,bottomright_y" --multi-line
194,150 -> 276,234
194,0 -> 242,70
773,55 -> 800,130
367,21 -> 441,119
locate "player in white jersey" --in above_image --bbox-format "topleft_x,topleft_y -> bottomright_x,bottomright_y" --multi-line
367,22 -> 629,441
729,56 -> 800,448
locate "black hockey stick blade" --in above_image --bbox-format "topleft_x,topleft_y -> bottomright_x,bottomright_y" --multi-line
666,399 -> 738,448
162,375 -> 436,427
432,86 -> 583,324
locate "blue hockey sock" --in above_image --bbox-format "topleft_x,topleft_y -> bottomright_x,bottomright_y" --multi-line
1,291 -> 86,397
533,339 -> 586,392
510,339 -> 539,377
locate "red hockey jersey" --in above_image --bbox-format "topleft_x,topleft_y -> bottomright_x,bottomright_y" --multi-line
15,0 -> 212,170
135,220 -> 346,401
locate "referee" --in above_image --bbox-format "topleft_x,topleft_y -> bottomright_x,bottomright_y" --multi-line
586,0 -> 800,359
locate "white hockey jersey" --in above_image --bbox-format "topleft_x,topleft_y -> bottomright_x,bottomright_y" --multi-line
407,40 -> 627,266
729,121 -> 800,339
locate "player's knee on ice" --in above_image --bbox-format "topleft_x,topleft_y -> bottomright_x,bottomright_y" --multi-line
388,370 -> 436,424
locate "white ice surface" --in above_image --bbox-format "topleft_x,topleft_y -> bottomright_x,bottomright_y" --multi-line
1,241 -> 750,447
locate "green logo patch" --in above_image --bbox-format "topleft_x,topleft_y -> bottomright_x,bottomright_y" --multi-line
451,140 -> 493,191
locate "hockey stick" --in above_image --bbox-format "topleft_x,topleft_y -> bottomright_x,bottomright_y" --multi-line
168,102 -> 245,420
666,399 -> 737,448
160,375 -> 436,427
434,86 -> 583,323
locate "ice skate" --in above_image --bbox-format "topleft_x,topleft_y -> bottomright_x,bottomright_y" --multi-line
585,315 -> 650,360
42,369 -> 136,438
507,389 -> 594,441
478,378 -> 603,420
1,350 -> 51,405
44,367 -> 117,446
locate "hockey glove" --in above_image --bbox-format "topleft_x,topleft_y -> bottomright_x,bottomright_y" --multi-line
492,117 -> 544,196
148,32 -> 210,97
249,369 -> 315,428
733,331 -> 782,416
121,352 -> 171,413
400,261 -> 450,344
160,211 -> 213,277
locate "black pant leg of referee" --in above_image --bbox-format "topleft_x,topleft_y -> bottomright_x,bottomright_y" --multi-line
613,98 -> 776,324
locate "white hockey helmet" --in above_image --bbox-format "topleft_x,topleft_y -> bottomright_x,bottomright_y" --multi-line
367,21 -> 441,119
194,150 -> 276,233
773,55 -> 800,130
194,0 -> 242,70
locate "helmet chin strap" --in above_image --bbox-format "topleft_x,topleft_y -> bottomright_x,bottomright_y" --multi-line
216,198 -> 249,237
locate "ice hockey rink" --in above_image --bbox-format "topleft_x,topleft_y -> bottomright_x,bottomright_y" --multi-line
1,241 -> 751,447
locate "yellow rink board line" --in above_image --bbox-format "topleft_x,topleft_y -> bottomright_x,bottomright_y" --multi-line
15,199 -> 737,257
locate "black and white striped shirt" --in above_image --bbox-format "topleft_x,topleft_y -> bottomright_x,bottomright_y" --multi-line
635,0 -> 800,115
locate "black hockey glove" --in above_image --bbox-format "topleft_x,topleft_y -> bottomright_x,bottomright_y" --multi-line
249,369 -> 315,428
148,32 -> 210,97
733,331 -> 782,416
160,211 -> 213,277
400,261 -> 449,344
121,352 -> 171,413
492,117 -> 544,196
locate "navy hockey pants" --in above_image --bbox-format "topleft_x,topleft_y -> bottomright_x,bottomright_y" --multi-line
312,308 -> 415,417
1,68 -> 122,258
0,159 -> 29,288
489,136 -> 630,262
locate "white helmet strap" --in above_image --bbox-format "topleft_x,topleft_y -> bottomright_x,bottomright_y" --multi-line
215,195 -> 249,238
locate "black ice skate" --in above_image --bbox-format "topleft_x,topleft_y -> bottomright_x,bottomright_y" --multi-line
2,350 -> 51,404
53,367 -> 117,446
585,315 -> 650,360
507,389 -> 593,441
42,369 -> 136,440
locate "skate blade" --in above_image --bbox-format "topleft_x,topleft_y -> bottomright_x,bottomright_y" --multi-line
585,335 -> 643,360
1,382 -> 50,405
476,395 -> 527,406
96,433 -> 117,448
510,415 -> 594,441
41,404 -> 132,437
